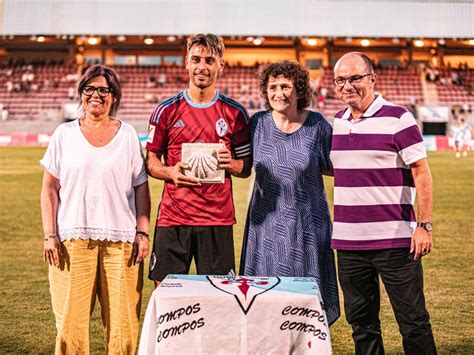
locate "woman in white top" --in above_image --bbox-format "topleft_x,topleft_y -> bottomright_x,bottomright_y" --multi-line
40,64 -> 150,355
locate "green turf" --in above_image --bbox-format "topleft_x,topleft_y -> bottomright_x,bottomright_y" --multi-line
0,148 -> 472,353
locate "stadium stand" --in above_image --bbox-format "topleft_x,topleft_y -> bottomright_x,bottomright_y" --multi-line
436,68 -> 474,106
0,62 -> 438,124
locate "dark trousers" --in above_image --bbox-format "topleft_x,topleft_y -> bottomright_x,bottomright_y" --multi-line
337,248 -> 437,355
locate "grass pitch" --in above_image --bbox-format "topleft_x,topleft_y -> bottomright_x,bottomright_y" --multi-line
0,148 -> 472,353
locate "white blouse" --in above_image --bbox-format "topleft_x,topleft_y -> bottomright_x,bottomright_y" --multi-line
40,119 -> 148,243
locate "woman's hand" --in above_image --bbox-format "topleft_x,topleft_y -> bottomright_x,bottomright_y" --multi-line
133,234 -> 149,264
43,235 -> 63,266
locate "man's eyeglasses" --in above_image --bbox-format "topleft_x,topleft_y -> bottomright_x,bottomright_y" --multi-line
82,86 -> 113,98
333,73 -> 372,87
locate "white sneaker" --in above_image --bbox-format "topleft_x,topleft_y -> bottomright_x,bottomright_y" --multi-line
462,151 -> 468,157
455,152 -> 461,158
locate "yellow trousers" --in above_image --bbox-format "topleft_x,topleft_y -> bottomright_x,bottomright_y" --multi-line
49,239 -> 143,355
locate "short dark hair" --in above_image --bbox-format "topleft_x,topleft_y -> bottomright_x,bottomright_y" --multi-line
77,64 -> 122,117
186,33 -> 225,58
258,61 -> 313,110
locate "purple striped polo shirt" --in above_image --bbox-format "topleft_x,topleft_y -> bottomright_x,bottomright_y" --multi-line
330,95 -> 427,250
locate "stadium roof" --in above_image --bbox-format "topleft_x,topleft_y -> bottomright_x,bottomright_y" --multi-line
1,0 -> 473,39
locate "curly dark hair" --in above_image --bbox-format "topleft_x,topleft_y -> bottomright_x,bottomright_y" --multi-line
258,61 -> 313,110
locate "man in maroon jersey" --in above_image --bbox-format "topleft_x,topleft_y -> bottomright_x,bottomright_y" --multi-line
146,33 -> 252,286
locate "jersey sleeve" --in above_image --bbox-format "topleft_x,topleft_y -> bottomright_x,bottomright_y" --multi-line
394,111 -> 427,165
39,124 -> 63,178
146,103 -> 169,156
231,107 -> 251,159
128,126 -> 148,187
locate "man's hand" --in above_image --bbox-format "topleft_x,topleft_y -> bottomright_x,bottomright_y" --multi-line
217,140 -> 233,171
133,234 -> 149,264
169,162 -> 201,187
410,228 -> 433,260
147,151 -> 201,187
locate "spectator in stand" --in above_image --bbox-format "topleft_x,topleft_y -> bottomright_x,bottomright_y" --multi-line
317,92 -> 326,110
43,79 -> 51,89
311,77 -> 320,95
65,73 -> 79,82
158,73 -> 167,86
27,71 -> 35,84
452,71 -> 464,86
1,105 -> 9,121
425,65 -> 439,82
146,75 -> 157,88
240,83 -> 249,95
240,60 -> 340,326
248,97 -> 255,109
5,80 -> 13,94
40,64 -> 150,354
144,93 -> 159,103
67,86 -> 76,100
21,71 -> 30,92
320,86 -> 328,98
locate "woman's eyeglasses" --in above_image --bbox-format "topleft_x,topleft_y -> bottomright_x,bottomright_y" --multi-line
82,86 -> 112,98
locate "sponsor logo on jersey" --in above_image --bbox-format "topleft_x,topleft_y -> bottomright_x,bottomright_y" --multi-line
216,118 -> 228,137
147,124 -> 155,143
174,119 -> 185,128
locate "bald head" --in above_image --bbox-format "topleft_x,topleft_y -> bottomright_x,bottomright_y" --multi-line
333,51 -> 377,117
335,52 -> 374,74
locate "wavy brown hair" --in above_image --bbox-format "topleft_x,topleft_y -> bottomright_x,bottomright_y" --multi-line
258,61 -> 312,110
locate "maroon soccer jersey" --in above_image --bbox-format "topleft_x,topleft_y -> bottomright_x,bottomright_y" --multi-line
146,90 -> 251,227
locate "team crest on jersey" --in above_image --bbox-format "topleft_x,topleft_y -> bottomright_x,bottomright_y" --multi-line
215,118 -> 228,137
147,124 -> 155,143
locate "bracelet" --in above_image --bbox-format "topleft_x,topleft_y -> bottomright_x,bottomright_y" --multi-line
136,231 -> 149,239
44,234 -> 58,241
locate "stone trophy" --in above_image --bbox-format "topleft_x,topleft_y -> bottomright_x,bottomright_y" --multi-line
181,143 -> 225,183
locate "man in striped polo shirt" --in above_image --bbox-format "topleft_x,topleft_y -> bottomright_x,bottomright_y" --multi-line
331,52 -> 437,355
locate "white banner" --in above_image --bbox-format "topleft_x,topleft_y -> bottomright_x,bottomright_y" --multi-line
139,275 -> 332,354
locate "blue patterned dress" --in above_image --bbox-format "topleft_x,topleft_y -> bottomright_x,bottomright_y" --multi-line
239,110 -> 340,325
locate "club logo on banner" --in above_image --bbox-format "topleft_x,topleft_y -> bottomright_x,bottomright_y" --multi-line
207,276 -> 280,314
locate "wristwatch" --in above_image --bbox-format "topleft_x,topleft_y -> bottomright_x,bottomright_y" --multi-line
417,222 -> 433,232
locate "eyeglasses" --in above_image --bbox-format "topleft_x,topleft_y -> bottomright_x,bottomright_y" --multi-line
82,86 -> 112,98
333,73 -> 372,87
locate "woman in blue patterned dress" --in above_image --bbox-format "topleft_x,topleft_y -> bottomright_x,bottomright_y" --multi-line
239,61 -> 339,325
